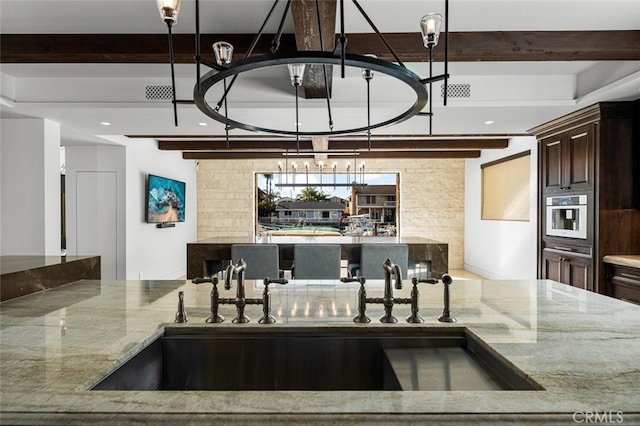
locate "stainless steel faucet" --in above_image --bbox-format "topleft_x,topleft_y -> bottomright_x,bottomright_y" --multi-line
224,258 -> 265,323
342,258 -> 411,323
379,258 -> 408,323
193,261 -> 286,324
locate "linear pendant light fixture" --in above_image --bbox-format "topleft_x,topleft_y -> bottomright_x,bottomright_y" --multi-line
157,0 -> 450,137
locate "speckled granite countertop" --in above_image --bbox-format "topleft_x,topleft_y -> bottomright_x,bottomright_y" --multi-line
603,255 -> 640,269
1,278 -> 639,425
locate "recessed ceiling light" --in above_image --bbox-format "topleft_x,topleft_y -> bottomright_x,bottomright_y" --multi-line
100,121 -> 111,126
484,120 -> 494,125
198,122 -> 208,126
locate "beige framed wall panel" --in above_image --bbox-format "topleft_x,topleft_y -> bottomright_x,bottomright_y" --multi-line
481,151 -> 531,222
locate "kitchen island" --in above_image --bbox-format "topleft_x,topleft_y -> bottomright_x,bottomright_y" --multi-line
186,236 -> 448,279
0,255 -> 100,301
1,277 -> 639,425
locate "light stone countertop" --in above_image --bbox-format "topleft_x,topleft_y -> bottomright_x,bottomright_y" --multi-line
1,278 -> 639,425
603,255 -> 640,269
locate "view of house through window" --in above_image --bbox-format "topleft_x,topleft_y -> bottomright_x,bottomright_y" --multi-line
256,172 -> 399,237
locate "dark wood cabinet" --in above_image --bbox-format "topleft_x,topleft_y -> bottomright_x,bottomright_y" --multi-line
605,262 -> 640,304
541,123 -> 593,194
542,249 -> 592,291
531,101 -> 640,294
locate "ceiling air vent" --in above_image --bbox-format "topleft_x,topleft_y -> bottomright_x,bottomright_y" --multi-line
145,85 -> 173,101
441,83 -> 471,98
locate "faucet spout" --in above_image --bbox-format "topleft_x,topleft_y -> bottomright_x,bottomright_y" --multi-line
233,258 -> 247,300
382,258 -> 395,300
393,263 -> 403,290
224,263 -> 234,290
380,258 -> 402,323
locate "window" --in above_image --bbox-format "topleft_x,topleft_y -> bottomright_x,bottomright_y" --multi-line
256,172 -> 399,236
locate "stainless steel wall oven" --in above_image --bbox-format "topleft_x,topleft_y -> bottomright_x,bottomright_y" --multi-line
545,194 -> 588,239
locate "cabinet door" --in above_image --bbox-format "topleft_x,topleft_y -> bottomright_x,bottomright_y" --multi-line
564,124 -> 594,191
541,136 -> 563,193
541,249 -> 592,290
540,124 -> 594,194
562,255 -> 592,291
541,250 -> 563,282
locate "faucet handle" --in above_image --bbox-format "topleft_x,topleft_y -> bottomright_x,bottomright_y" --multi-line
264,278 -> 288,286
412,277 -> 438,285
340,276 -> 366,285
259,278 -> 287,325
192,276 -> 219,285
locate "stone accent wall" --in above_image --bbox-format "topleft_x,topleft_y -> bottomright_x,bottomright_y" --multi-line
197,158 -> 465,269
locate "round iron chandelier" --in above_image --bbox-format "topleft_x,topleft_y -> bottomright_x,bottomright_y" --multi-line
194,51 -> 429,137
157,0 -> 450,142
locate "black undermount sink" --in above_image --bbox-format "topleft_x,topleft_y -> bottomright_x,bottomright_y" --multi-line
91,328 -> 541,391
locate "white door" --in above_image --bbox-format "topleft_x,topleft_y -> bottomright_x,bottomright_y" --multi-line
76,171 -> 118,280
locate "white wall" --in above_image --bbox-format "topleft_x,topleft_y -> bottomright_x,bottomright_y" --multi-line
1,118 -> 61,255
64,140 -> 196,280
126,139 -> 197,280
464,136 -> 538,279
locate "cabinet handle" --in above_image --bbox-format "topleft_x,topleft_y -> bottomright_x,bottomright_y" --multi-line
554,246 -> 577,252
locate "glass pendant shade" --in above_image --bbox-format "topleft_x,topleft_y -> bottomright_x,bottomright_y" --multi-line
287,63 -> 306,87
213,42 -> 234,65
420,13 -> 443,47
156,0 -> 181,24
361,54 -> 377,81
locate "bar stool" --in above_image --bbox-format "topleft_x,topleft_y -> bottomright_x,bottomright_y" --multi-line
293,244 -> 342,279
231,244 -> 280,280
358,243 -> 409,279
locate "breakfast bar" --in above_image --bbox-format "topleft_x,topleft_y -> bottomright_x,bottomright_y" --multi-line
186,236 -> 448,279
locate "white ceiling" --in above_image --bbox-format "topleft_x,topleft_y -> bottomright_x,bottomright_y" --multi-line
1,0 -> 640,146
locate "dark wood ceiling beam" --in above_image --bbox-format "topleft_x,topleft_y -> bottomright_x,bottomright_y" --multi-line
183,150 -> 480,160
158,138 -> 507,151
344,31 -> 640,62
0,34 -> 297,64
158,140 -> 314,150
328,138 -> 508,150
291,0 -> 336,99
3,31 -> 639,63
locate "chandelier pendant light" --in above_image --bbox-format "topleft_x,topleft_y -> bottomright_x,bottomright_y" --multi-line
420,12 -> 442,135
288,63 -> 306,153
156,0 -> 181,126
157,0 -> 450,137
212,42 -> 234,147
361,54 -> 376,151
